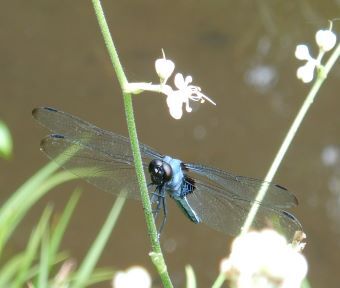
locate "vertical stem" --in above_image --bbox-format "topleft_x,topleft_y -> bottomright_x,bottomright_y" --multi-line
242,43 -> 340,234
91,1 -> 173,287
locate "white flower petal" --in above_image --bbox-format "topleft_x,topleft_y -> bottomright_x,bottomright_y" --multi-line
155,58 -> 175,84
112,266 -> 151,288
166,91 -> 184,119
295,45 -> 311,60
174,73 -> 186,89
297,62 -> 315,83
184,75 -> 193,86
315,30 -> 337,52
169,106 -> 183,119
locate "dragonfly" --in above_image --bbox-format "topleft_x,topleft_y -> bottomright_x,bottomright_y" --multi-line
32,107 -> 302,240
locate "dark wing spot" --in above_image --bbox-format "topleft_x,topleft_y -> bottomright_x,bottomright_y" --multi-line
275,184 -> 288,191
51,134 -> 65,139
44,107 -> 58,112
282,210 -> 298,221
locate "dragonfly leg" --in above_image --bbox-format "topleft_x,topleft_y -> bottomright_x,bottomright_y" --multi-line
150,185 -> 164,220
157,195 -> 168,237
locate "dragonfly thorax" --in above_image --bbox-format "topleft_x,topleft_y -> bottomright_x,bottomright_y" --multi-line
148,159 -> 172,185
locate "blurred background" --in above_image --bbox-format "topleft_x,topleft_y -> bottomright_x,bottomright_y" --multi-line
0,1 -> 339,287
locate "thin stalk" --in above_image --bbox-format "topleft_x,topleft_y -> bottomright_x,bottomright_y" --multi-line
242,43 -> 340,233
91,1 -> 173,287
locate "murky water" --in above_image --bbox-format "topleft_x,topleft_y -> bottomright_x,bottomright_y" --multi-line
1,1 -> 339,287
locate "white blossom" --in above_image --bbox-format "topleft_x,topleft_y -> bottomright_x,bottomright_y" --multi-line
295,45 -> 312,61
112,266 -> 151,288
124,50 -> 216,119
296,60 -> 317,83
315,30 -> 337,52
295,26 -> 338,84
160,73 -> 215,119
155,50 -> 175,84
220,230 -> 308,288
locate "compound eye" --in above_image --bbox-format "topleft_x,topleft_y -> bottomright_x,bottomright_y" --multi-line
162,163 -> 172,182
148,159 -> 172,185
148,159 -> 163,174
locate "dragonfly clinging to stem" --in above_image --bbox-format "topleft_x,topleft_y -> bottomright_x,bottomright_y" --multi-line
32,107 -> 302,240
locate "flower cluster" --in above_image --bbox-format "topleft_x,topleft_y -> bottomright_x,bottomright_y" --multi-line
220,230 -> 307,288
124,51 -> 216,119
295,27 -> 337,83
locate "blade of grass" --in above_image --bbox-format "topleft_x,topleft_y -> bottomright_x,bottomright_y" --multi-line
23,252 -> 69,285
81,268 -> 115,286
49,189 -> 81,265
37,230 -> 50,288
72,193 -> 126,288
13,206 -> 53,288
0,170 -> 78,252
0,254 -> 26,286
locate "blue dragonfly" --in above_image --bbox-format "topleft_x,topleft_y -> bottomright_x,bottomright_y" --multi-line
32,107 -> 302,240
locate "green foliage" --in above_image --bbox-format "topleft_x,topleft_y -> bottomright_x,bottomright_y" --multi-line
0,153 -> 124,287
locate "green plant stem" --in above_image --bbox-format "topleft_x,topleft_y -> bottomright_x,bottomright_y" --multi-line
91,1 -> 173,287
213,41 -> 339,288
242,42 -> 340,234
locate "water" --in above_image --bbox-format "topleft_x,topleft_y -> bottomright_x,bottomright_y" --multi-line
1,1 -> 339,286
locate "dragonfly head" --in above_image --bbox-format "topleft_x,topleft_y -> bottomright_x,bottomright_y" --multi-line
148,159 -> 172,185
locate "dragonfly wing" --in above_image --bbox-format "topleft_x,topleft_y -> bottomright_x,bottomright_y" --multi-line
186,163 -> 298,209
32,107 -> 163,161
185,164 -> 302,240
40,134 -> 155,199
184,165 -> 302,240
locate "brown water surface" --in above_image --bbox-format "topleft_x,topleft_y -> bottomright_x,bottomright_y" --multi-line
1,1 -> 339,287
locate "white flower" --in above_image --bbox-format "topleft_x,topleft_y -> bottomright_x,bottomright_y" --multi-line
112,266 -> 151,288
296,60 -> 317,83
295,26 -> 338,84
295,45 -> 312,61
161,73 -> 216,119
220,230 -> 308,288
155,50 -> 175,84
315,30 -> 337,52
124,50 -> 216,119
295,44 -> 317,83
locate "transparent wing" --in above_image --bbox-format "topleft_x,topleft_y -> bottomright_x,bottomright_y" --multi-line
186,163 -> 298,209
185,164 -> 302,240
32,107 -> 162,161
40,134 -> 153,199
33,107 -> 163,198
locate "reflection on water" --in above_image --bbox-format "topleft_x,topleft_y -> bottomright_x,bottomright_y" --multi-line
244,64 -> 278,92
322,145 -> 340,234
327,174 -> 340,232
163,237 -> 177,254
193,124 -> 207,141
321,145 -> 340,167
